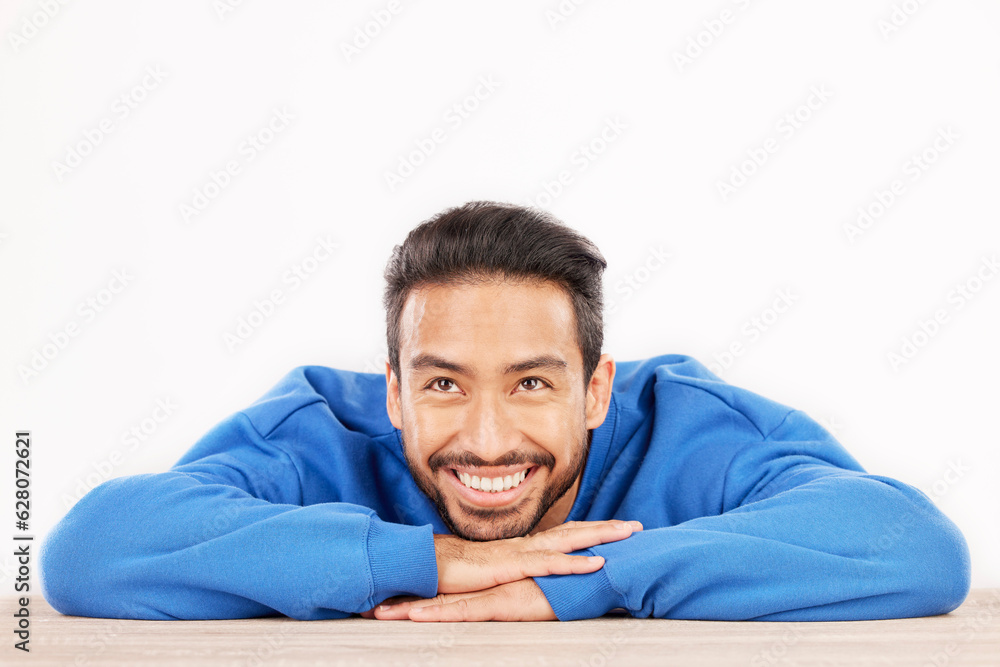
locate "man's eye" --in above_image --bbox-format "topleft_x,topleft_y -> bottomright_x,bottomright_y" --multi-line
518,377 -> 549,391
430,378 -> 458,392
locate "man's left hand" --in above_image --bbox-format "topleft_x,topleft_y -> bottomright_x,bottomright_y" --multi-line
361,578 -> 557,622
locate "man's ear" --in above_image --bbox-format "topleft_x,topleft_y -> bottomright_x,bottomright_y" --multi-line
585,353 -> 616,430
385,360 -> 403,430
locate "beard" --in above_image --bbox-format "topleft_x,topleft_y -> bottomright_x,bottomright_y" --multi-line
401,429 -> 592,542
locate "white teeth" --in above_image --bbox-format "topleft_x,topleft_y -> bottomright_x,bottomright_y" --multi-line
457,468 -> 530,493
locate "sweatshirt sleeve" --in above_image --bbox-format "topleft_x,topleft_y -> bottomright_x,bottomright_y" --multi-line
535,409 -> 971,621
39,411 -> 438,621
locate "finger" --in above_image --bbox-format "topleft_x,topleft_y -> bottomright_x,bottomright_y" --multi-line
529,551 -> 606,576
558,520 -> 637,531
489,551 -> 605,583
367,594 -> 426,619
408,583 -> 555,622
374,595 -> 453,621
530,520 -> 643,554
409,595 -> 502,622
373,600 -> 419,620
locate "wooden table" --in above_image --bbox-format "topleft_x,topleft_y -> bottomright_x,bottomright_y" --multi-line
4,589 -> 998,666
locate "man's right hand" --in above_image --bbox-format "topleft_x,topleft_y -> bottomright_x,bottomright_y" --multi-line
434,519 -> 642,594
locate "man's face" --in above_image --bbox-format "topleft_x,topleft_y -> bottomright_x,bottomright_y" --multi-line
386,279 -> 613,541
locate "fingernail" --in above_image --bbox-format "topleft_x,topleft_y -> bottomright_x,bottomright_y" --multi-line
587,556 -> 604,564
379,605 -> 391,611
615,521 -> 629,530
631,521 -> 643,530
410,606 -> 424,614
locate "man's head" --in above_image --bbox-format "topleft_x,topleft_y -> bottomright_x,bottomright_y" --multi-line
382,201 -> 615,541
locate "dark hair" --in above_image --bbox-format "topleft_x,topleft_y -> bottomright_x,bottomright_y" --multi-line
383,200 -> 607,390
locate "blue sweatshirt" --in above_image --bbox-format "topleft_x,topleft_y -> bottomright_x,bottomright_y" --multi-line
39,354 -> 971,621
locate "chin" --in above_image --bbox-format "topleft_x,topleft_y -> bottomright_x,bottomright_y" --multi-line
449,518 -> 533,542
443,496 -> 542,542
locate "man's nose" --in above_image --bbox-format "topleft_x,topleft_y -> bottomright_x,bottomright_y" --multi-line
461,392 -> 519,462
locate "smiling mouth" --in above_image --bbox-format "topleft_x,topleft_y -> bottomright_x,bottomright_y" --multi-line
452,467 -> 532,493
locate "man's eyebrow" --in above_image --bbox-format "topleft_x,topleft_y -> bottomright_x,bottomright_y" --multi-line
502,355 -> 568,376
407,353 -> 568,378
408,354 -> 473,377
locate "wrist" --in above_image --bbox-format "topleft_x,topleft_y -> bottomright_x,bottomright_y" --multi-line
534,549 -> 626,621
433,533 -> 464,593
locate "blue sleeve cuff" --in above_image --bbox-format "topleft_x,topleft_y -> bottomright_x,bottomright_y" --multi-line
367,519 -> 438,603
534,549 -> 626,621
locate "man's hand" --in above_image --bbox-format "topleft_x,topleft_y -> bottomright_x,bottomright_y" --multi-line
361,519 -> 642,621
435,519 -> 642,594
364,578 -> 557,622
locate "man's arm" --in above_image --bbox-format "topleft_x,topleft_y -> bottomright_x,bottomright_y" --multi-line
38,411 -> 439,620
534,409 -> 971,621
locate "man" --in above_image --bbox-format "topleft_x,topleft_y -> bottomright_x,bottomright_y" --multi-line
40,201 -> 971,622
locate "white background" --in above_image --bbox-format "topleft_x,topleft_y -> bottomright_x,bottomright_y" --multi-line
1,0 -> 997,591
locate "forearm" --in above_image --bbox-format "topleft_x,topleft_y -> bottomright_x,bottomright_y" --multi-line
39,472 -> 437,620
536,471 -> 970,620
